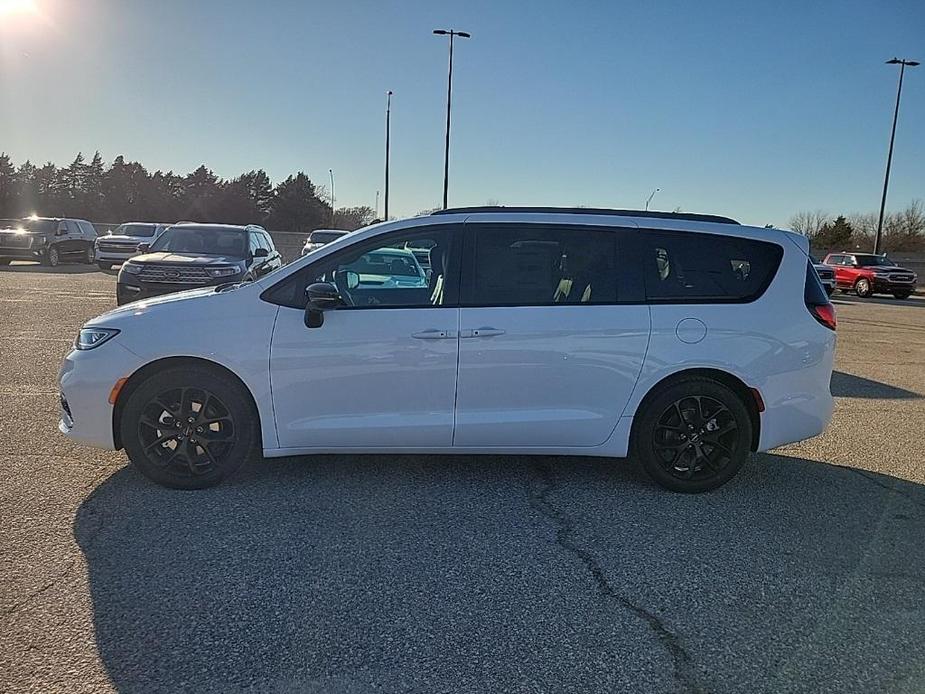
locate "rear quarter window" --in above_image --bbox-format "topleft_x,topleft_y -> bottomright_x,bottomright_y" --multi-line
641,229 -> 783,303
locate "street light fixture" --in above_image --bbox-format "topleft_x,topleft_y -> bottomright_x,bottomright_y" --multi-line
645,188 -> 660,211
433,28 -> 470,210
874,57 -> 919,255
384,90 -> 393,220
329,168 -> 335,227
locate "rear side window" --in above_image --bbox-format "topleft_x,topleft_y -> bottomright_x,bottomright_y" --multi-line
804,261 -> 830,305
641,230 -> 783,302
464,224 -> 619,306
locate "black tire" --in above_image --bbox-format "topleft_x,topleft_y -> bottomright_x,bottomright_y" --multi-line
893,291 -> 911,300
120,365 -> 259,489
825,286 -> 835,297
855,277 -> 872,298
44,245 -> 60,267
97,261 -> 113,271
633,378 -> 752,493
84,244 -> 96,264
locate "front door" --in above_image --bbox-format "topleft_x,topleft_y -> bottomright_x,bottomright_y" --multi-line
269,224 -> 462,449
453,222 -> 650,448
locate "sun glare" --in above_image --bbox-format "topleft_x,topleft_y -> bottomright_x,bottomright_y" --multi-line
0,0 -> 38,16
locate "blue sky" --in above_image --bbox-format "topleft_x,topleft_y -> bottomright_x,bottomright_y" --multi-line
1,0 -> 923,226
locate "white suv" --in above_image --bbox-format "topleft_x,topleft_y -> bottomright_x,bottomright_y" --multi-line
58,208 -> 836,492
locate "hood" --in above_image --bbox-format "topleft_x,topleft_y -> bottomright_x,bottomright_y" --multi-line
131,252 -> 244,265
99,234 -> 153,244
861,264 -> 910,272
85,282 -> 255,327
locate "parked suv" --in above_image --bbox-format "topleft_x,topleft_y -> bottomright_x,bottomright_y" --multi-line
116,223 -> 282,305
301,229 -> 347,255
60,208 -> 835,493
0,217 -> 97,266
96,222 -> 167,270
822,252 -> 917,299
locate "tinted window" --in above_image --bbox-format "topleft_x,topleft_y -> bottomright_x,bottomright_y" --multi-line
263,225 -> 459,309
115,223 -> 158,238
150,227 -> 247,257
79,221 -> 97,239
465,224 -> 619,306
259,231 -> 275,252
641,230 -> 782,302
805,261 -> 830,306
248,232 -> 261,256
19,219 -> 57,234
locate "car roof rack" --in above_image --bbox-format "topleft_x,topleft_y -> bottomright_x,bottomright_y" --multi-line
430,206 -> 740,225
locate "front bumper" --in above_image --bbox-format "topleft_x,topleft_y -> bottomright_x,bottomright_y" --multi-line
872,278 -> 917,293
58,339 -> 144,450
117,276 -> 239,304
0,246 -> 45,261
96,249 -> 138,264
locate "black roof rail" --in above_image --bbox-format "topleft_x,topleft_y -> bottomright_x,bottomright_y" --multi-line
431,206 -> 740,225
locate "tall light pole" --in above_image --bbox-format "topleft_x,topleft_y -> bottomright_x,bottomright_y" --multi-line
645,188 -> 660,211
874,57 -> 919,255
329,168 -> 335,227
384,90 -> 392,220
433,28 -> 470,210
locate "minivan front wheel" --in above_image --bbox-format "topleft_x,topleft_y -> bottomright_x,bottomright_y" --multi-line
120,365 -> 258,489
634,378 -> 752,493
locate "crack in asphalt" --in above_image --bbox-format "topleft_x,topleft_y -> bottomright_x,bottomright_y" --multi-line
844,466 -> 925,509
1,463 -> 114,620
528,461 -> 706,694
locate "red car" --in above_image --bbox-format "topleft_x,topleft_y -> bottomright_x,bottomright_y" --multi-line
822,252 -> 917,299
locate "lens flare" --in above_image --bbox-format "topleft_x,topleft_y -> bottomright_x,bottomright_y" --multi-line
0,0 -> 38,15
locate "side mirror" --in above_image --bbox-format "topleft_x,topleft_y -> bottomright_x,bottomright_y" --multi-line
137,243 -> 150,253
253,247 -> 269,258
304,282 -> 341,328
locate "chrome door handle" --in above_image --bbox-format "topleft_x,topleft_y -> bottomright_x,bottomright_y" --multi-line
411,329 -> 456,339
461,327 -> 505,338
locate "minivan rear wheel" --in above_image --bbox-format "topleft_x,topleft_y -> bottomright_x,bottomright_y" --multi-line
633,378 -> 752,493
120,365 -> 258,489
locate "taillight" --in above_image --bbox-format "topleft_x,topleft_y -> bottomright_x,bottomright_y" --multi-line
809,302 -> 836,330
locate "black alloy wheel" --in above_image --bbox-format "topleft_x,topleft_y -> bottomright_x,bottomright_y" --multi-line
121,366 -> 258,489
45,246 -> 60,267
635,378 -> 752,493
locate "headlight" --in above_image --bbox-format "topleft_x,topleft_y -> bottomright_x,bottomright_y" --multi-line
121,263 -> 143,275
75,327 -> 120,350
207,267 -> 240,278
874,272 -> 890,278
35,235 -> 47,245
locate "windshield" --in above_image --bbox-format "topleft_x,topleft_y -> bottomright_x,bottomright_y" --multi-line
309,231 -> 344,244
345,250 -> 423,277
114,223 -> 158,238
854,254 -> 895,267
17,219 -> 58,234
149,227 -> 246,257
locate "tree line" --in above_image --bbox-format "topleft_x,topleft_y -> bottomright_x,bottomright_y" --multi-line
0,152 -> 375,232
789,201 -> 925,253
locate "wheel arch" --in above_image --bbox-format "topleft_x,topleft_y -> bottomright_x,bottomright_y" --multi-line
629,367 -> 761,452
111,355 -> 261,450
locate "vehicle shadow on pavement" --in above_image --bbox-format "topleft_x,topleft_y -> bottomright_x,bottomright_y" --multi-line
832,294 -> 924,308
831,370 -> 922,399
0,263 -> 101,274
73,454 -> 925,693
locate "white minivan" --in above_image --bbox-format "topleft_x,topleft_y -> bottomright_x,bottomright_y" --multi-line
58,208 -> 836,492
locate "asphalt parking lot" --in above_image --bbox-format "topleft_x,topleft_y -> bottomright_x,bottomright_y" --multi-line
1,263 -> 923,694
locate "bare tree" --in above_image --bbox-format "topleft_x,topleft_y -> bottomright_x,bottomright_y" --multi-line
788,210 -> 829,237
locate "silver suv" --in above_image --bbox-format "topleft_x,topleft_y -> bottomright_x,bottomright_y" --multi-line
95,222 -> 167,270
